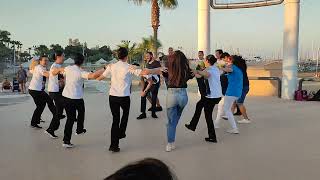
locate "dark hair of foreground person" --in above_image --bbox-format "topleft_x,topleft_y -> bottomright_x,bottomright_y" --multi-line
104,158 -> 177,180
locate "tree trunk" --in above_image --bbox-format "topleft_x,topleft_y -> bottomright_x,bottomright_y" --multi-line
153,27 -> 158,58
151,0 -> 160,57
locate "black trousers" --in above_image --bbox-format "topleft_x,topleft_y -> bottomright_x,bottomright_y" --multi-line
47,92 -> 64,132
109,96 -> 130,148
63,97 -> 85,143
41,90 -> 56,115
29,90 -> 47,125
140,82 -> 159,113
189,97 -> 221,139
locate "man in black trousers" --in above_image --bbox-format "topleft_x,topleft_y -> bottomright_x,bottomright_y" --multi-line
97,47 -> 144,152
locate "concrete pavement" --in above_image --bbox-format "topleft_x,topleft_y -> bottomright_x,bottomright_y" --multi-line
0,91 -> 319,180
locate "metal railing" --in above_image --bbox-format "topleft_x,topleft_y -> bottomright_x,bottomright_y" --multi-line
298,78 -> 320,90
211,0 -> 284,9
249,77 -> 282,98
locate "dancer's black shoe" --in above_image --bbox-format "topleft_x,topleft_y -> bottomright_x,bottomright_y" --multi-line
31,124 -> 42,129
185,124 -> 196,132
205,137 -> 217,143
151,113 -> 158,119
109,146 -> 120,153
137,113 -> 147,120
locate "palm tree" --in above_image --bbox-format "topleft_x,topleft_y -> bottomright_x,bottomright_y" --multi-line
0,30 -> 12,48
129,0 -> 178,56
16,41 -> 23,64
137,36 -> 162,53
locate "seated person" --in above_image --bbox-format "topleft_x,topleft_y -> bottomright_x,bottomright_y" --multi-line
2,78 -> 12,91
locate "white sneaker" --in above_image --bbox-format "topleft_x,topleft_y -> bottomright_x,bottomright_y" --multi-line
171,143 -> 176,150
166,143 -> 175,152
227,129 -> 239,134
238,119 -> 251,124
62,143 -> 74,148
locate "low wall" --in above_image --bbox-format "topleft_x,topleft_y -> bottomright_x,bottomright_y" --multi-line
247,64 -> 282,97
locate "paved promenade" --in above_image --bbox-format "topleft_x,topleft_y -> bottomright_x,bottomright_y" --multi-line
0,91 -> 319,180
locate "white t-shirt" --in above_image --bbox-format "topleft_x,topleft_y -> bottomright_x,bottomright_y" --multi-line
216,59 -> 226,74
102,61 -> 142,97
48,63 -> 62,92
62,65 -> 89,99
206,66 -> 222,99
29,65 -> 46,91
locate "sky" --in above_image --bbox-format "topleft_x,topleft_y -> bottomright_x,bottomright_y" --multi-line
0,0 -> 319,59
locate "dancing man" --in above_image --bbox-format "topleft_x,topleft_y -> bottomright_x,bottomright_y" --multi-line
61,53 -> 104,148
45,50 -> 66,138
186,55 -> 222,143
97,47 -> 150,152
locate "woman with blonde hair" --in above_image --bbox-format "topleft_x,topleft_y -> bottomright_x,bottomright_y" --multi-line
29,56 -> 62,129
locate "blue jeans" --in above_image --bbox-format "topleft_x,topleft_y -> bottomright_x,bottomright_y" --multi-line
166,88 -> 188,143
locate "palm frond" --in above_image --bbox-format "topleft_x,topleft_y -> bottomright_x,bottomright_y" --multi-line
128,0 -> 151,5
159,0 -> 178,9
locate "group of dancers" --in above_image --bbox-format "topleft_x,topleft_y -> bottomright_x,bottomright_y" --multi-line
27,47 -> 250,152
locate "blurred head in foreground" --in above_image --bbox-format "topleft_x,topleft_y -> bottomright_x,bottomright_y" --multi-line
104,158 -> 177,180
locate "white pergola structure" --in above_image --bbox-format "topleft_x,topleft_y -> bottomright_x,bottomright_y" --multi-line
198,0 -> 300,100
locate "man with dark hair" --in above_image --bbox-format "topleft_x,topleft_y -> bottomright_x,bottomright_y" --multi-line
45,51 -> 66,138
215,49 -> 223,58
61,53 -> 104,148
97,47 -> 144,152
186,55 -> 222,143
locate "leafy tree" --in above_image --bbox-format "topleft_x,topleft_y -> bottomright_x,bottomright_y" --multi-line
64,45 -> 83,58
99,45 -> 113,58
129,0 -> 178,56
50,44 -> 64,53
35,45 -> 50,56
0,30 -> 12,47
0,43 -> 11,62
19,51 -> 31,62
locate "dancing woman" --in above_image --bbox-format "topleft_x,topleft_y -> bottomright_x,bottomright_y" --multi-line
215,55 -> 243,134
61,53 -> 104,148
29,56 -> 60,129
146,51 -> 194,152
185,55 -> 222,143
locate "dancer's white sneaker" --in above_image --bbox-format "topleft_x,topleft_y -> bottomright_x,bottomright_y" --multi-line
227,129 -> 239,134
171,143 -> 176,150
238,119 -> 251,124
166,143 -> 175,152
62,143 -> 74,148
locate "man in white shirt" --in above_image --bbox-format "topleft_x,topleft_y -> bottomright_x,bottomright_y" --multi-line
97,47 -> 143,153
186,55 -> 222,143
45,50 -> 66,138
61,53 -> 104,148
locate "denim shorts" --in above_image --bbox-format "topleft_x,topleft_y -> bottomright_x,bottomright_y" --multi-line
237,86 -> 249,104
